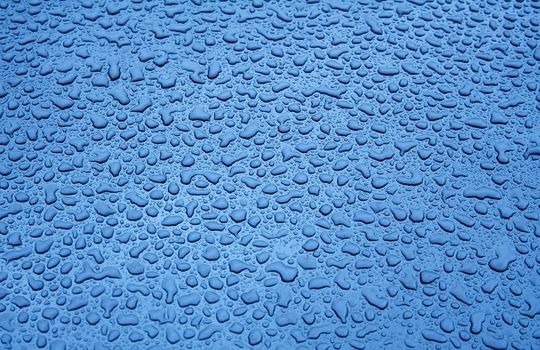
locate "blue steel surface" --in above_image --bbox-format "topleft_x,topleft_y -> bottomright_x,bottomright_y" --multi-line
0,0 -> 540,349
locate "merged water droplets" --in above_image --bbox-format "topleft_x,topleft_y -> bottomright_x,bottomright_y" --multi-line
0,0 -> 539,349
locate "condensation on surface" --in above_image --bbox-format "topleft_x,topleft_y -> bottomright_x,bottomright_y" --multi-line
0,0 -> 540,349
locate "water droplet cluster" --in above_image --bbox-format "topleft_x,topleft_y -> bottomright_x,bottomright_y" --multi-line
1,0 -> 539,349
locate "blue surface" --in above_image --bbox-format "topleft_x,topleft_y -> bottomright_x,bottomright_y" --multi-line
1,0 -> 540,349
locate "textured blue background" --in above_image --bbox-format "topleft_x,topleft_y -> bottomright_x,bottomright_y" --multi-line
1,0 -> 540,349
